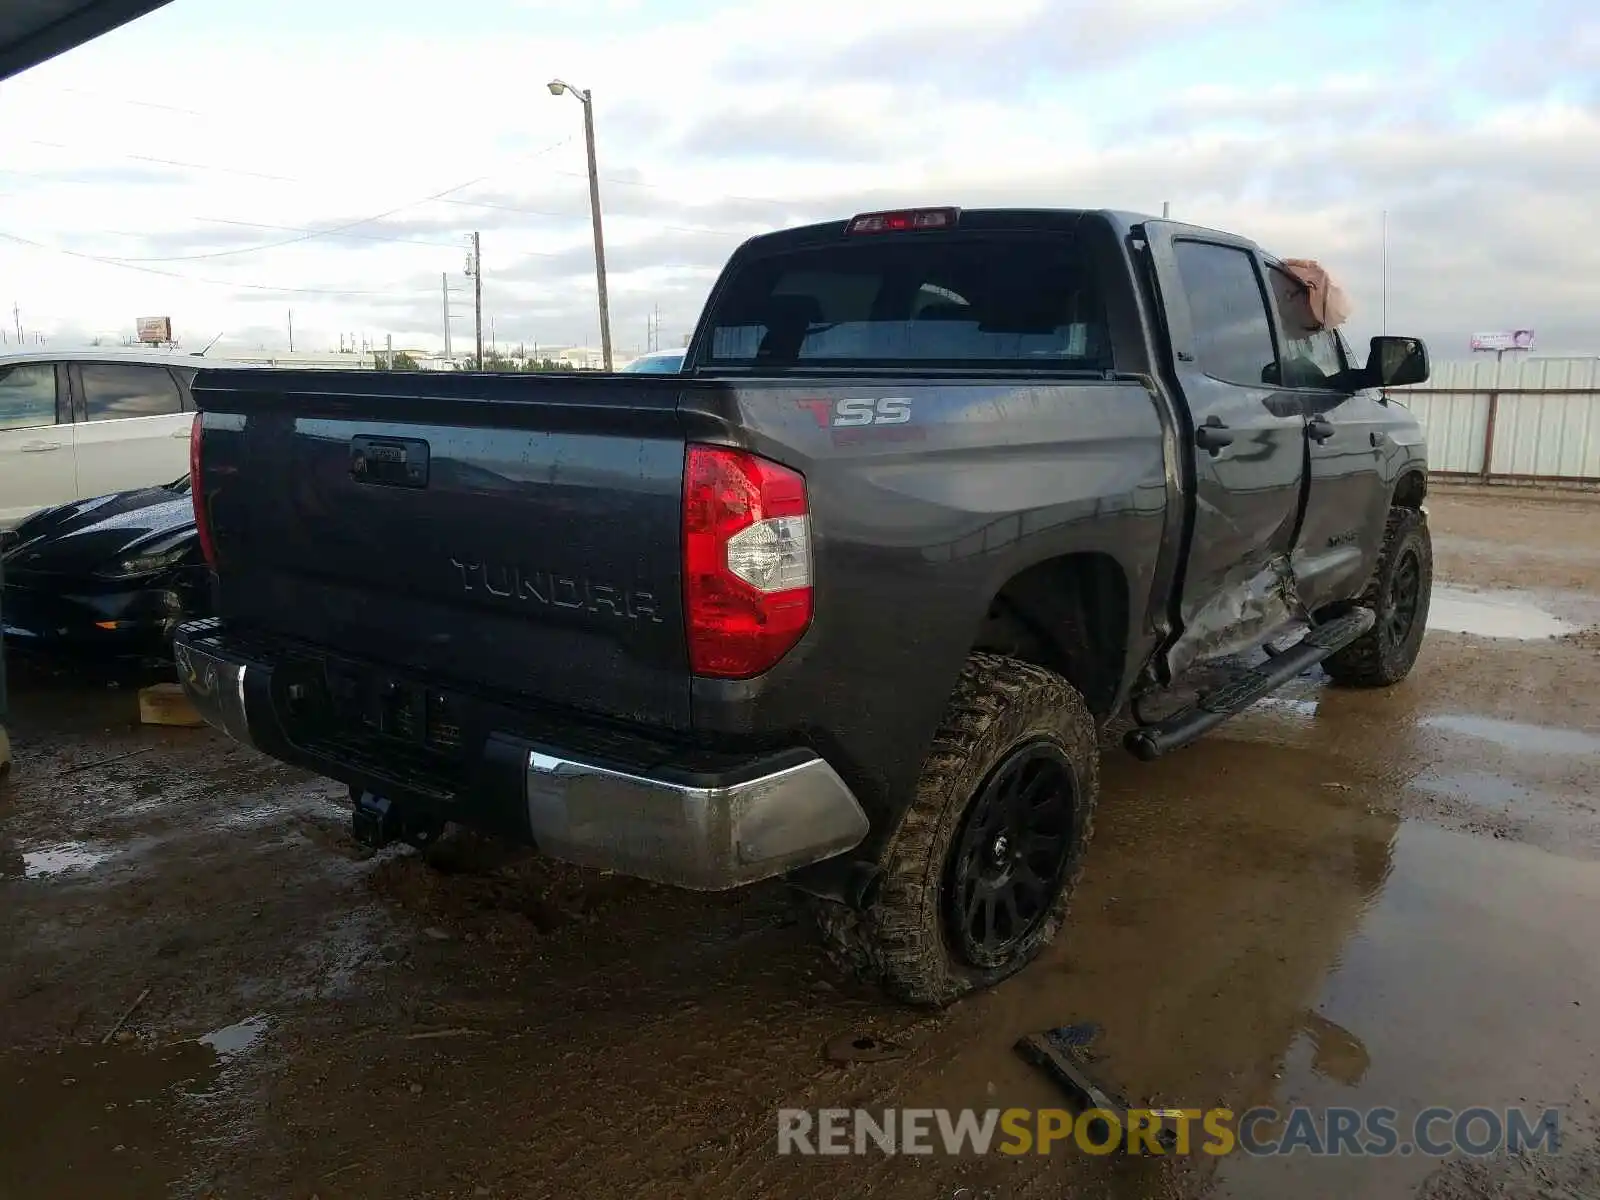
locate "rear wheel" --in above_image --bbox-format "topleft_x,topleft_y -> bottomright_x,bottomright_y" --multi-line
811,653 -> 1098,1007
1323,506 -> 1433,687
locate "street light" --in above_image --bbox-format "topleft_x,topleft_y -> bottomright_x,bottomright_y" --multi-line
548,78 -> 614,372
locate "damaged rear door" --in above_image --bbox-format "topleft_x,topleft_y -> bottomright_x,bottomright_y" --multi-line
1144,225 -> 1308,677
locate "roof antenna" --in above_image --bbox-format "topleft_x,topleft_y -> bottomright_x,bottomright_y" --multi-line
195,331 -> 224,357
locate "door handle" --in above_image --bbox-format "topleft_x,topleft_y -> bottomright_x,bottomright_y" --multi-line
1194,418 -> 1234,455
169,428 -> 192,438
20,440 -> 65,452
1307,416 -> 1336,444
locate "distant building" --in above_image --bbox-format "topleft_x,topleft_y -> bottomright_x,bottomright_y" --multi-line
410,353 -> 462,371
542,346 -> 607,371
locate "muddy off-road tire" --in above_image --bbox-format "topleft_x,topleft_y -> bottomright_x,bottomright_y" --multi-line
1323,506 -> 1433,688
811,653 -> 1098,1007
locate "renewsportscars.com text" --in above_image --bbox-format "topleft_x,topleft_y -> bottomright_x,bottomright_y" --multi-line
777,1105 -> 1563,1158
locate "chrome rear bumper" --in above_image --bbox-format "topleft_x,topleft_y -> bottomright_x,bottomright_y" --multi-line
174,630 -> 869,891
524,750 -> 867,890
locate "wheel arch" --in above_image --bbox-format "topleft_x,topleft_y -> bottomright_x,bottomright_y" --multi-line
1392,468 -> 1427,510
970,552 -> 1130,718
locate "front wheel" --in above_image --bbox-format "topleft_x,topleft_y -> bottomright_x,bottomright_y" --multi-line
1323,506 -> 1433,687
810,653 -> 1098,1007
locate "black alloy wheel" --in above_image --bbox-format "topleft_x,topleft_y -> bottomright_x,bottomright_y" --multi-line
1385,545 -> 1423,648
944,741 -> 1079,970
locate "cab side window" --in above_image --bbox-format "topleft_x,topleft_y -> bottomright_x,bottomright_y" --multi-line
0,363 -> 60,431
1173,241 -> 1279,387
1266,265 -> 1345,389
79,363 -> 184,421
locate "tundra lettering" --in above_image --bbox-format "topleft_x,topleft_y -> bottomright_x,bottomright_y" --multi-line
449,558 -> 665,623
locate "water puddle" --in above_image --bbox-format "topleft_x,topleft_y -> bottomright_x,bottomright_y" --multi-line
1411,768 -> 1531,813
9,841 -> 118,879
1422,713 -> 1600,758
1427,584 -> 1577,640
214,801 -> 292,831
1211,821 -> 1600,1199
199,1013 -> 270,1061
1251,695 -> 1320,719
0,1040 -> 225,1199
896,737 -> 1600,1199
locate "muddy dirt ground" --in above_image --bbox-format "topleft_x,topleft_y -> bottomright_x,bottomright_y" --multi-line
2,487 -> 1598,1200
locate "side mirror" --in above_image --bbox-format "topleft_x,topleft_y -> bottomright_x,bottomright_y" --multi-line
1368,335 -> 1429,387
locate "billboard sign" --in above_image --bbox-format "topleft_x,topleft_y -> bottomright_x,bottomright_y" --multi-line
136,316 -> 173,344
1470,330 -> 1535,353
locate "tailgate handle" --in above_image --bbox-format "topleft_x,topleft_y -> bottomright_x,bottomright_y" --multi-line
350,435 -> 430,488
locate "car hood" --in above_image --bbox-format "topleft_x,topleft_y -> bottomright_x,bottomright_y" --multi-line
2,484 -> 197,576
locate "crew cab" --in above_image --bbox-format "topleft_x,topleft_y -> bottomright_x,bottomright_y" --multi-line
174,208 -> 1432,1005
0,349 -> 206,529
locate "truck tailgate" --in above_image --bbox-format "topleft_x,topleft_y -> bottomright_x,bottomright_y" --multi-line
192,370 -> 692,730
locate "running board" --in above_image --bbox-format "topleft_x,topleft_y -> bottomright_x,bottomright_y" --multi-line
1123,608 -> 1375,762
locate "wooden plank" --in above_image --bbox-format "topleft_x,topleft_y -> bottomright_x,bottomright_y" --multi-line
138,683 -> 204,728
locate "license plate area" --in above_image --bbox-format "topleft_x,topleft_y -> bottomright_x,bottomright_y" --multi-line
314,660 -> 467,756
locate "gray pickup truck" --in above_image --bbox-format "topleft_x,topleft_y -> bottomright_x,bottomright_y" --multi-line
174,207 -> 1432,1005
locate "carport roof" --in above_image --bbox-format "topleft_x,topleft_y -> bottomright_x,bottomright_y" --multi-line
0,0 -> 173,82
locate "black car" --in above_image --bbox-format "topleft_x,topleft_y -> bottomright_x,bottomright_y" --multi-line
1,475 -> 206,653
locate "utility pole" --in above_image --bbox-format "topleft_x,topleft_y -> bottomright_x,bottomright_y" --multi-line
548,80 -> 614,370
386,333 -> 394,371
12,302 -> 20,344
441,272 -> 452,359
287,308 -> 294,353
467,231 -> 484,369
1162,201 -> 1170,218
581,96 -> 613,370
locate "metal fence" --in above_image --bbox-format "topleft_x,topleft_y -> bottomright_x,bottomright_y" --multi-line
1393,357 -> 1600,487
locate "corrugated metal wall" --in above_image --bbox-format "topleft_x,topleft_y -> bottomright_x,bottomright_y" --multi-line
1393,357 -> 1600,484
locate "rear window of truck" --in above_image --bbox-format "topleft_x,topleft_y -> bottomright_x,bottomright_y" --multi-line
702,235 -> 1110,371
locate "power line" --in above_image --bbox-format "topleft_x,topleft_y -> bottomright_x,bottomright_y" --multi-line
548,167 -> 798,210
6,132 -> 577,195
0,228 -> 425,297
83,217 -> 469,252
432,193 -> 757,237
85,137 -> 574,263
33,86 -> 207,117
5,163 -> 758,240
22,139 -> 301,183
193,216 -> 467,249
6,133 -> 801,225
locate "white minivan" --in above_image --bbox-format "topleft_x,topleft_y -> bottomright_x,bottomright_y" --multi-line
0,349 -> 207,528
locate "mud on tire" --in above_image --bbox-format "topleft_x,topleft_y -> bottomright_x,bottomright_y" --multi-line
810,653 -> 1098,1007
1323,506 -> 1433,688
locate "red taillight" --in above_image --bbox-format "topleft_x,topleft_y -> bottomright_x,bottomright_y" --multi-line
189,414 -> 219,571
683,444 -> 813,679
846,207 -> 960,235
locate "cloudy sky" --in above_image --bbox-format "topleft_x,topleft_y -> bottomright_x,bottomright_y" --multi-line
1,0 -> 1596,360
